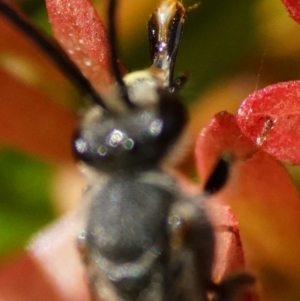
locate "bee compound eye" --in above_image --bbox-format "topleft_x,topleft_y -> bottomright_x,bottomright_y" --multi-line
73,126 -> 135,172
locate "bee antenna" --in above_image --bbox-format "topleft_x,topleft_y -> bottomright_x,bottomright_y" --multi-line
0,0 -> 107,109
107,0 -> 135,109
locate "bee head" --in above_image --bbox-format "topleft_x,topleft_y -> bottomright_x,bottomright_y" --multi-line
73,89 -> 187,173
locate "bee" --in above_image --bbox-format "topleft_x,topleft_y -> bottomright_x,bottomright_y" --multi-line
0,0 -> 254,300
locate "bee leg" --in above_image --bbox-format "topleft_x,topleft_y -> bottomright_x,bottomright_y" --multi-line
165,256 -> 210,301
77,232 -> 109,301
209,273 -> 255,301
77,233 -> 97,300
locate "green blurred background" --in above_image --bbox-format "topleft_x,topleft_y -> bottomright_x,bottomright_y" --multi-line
1,0 -> 300,262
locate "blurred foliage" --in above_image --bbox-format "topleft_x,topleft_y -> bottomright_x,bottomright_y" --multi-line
1,0 -> 300,262
0,149 -> 54,258
18,0 -> 51,33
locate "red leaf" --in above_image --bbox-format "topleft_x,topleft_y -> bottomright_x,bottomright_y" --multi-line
205,200 -> 246,282
195,112 -> 257,299
0,12 -> 78,163
282,0 -> 300,24
236,81 -> 300,164
196,111 -> 256,186
46,0 -> 114,97
196,111 -> 300,301
0,67 -> 76,164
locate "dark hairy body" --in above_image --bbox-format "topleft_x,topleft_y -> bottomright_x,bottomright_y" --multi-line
0,0 -> 254,300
